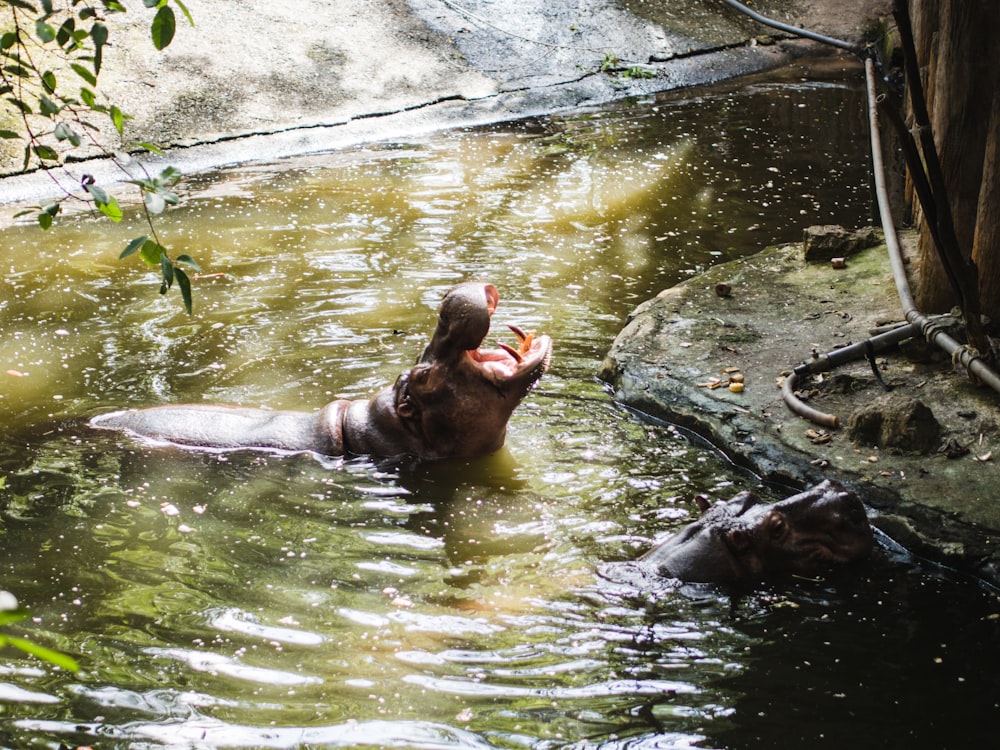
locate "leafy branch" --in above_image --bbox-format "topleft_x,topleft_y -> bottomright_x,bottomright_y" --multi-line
1,0 -> 199,313
0,591 -> 79,674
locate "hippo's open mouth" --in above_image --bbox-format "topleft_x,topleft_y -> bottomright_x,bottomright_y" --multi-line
461,286 -> 551,383
470,323 -> 553,382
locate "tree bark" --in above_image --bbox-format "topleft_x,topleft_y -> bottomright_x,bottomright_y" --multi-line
909,0 -> 997,317
972,83 -> 1000,323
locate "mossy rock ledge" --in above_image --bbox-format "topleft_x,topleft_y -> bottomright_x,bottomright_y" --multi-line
599,238 -> 1000,586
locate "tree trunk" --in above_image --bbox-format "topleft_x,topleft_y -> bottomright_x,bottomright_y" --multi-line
909,0 -> 998,319
972,84 -> 1000,323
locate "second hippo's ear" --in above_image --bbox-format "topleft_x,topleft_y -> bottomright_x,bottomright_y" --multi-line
397,397 -> 415,419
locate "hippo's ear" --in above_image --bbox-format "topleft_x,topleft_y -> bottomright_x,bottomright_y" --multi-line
397,398 -> 416,419
395,366 -> 432,420
733,491 -> 760,514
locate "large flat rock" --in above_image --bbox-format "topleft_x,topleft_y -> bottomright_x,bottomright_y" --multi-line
599,237 -> 1000,584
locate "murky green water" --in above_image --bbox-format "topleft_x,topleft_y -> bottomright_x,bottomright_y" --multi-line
1,66 -> 998,748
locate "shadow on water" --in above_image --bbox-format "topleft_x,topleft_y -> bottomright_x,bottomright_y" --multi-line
1,61 -> 999,748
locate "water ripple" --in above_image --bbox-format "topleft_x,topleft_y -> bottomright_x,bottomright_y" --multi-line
403,674 -> 696,699
206,607 -> 325,646
144,648 -> 323,687
15,717 -> 496,749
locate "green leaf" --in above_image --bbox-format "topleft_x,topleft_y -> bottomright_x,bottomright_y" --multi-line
150,6 -> 176,50
35,20 -> 56,44
174,0 -> 195,27
124,177 -> 155,192
70,63 -> 97,86
139,240 -> 165,266
6,0 -> 39,10
84,182 -> 109,204
159,188 -> 180,206
38,211 -> 53,230
136,141 -> 164,155
56,17 -> 76,48
3,635 -> 79,673
159,165 -> 181,183
41,70 -> 56,92
120,236 -> 149,259
110,105 -> 127,135
144,190 -> 166,215
160,252 -> 174,287
175,267 -> 193,314
53,123 -> 81,146
0,129 -> 20,139
32,144 -> 58,161
98,196 -> 123,222
39,95 -> 60,116
0,609 -> 28,627
0,33 -> 16,51
175,253 -> 201,272
79,87 -> 96,107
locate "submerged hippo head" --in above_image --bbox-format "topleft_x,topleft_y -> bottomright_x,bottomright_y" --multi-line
91,282 -> 552,461
641,480 -> 874,585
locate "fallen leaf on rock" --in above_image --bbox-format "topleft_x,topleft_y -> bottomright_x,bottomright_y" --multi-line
806,429 -> 832,445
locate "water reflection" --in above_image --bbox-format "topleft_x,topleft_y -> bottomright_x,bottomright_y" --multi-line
2,65 -> 999,748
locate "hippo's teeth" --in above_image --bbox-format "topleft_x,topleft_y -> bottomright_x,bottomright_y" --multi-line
506,324 -> 534,354
498,341 -> 524,363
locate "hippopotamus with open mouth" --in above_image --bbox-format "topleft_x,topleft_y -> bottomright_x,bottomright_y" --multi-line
640,480 -> 874,585
90,282 -> 552,460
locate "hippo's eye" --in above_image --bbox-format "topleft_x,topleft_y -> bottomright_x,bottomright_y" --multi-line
408,364 -> 431,385
767,512 -> 786,538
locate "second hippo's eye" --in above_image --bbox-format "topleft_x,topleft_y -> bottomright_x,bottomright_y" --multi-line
410,365 -> 430,384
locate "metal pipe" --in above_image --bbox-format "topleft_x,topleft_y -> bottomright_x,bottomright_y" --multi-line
864,57 -> 1000,394
718,0 -> 859,52
781,323 -> 919,429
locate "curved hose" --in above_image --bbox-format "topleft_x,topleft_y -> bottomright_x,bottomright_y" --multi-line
781,322 -> 918,428
718,0 -> 860,53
